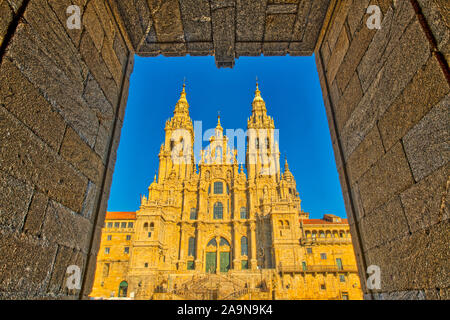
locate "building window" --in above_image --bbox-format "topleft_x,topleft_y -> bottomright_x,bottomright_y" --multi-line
124,247 -> 129,254
107,222 -> 113,228
213,202 -> 223,219
107,235 -> 112,241
126,235 -> 131,241
144,263 -> 148,268
241,260 -> 248,270
148,232 -> 152,238
121,222 -> 127,228
339,275 -> 346,282
190,208 -> 197,220
320,253 -> 327,260
187,261 -> 195,270
255,138 -> 259,149
105,247 -> 110,254
214,181 -> 223,194
128,222 -> 133,228
114,222 -> 120,228
306,248 -> 312,254
103,263 -> 110,277
240,207 -> 248,219
150,222 -> 154,230
320,284 -> 326,290
342,292 -> 349,300
144,222 -> 148,230
188,237 -> 196,257
241,236 -> 248,256
266,137 -> 270,150
302,261 -> 307,271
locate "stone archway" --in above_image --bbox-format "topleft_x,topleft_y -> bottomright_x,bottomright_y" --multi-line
205,237 -> 232,273
0,0 -> 448,300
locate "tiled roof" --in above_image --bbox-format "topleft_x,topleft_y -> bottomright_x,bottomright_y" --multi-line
105,212 -> 136,220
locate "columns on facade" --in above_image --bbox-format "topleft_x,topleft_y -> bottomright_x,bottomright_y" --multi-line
250,222 -> 257,270
215,236 -> 220,274
178,223 -> 187,270
195,223 -> 204,271
232,222 -> 240,270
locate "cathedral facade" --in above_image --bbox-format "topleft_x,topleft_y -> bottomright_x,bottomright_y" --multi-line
90,84 -> 362,300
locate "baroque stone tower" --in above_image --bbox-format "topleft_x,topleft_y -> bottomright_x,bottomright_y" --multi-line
90,84 -> 362,300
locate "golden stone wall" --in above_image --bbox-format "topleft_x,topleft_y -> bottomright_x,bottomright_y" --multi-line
90,85 -> 362,300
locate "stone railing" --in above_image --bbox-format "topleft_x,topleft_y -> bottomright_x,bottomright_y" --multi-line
278,264 -> 358,273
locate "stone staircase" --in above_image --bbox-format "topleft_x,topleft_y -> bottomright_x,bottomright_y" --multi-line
172,273 -> 248,300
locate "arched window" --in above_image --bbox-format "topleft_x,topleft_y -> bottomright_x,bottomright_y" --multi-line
207,238 -> 217,247
143,222 -> 148,230
150,222 -> 154,230
188,237 -> 195,257
240,207 -> 248,219
214,181 -> 223,194
190,208 -> 197,220
241,236 -> 248,256
278,220 -> 284,228
118,281 -> 128,297
213,202 -> 223,219
285,220 -> 290,229
220,237 -> 230,246
319,231 -> 325,238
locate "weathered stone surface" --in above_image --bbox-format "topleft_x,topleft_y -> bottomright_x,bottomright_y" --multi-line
83,1 -> 105,51
0,58 -> 66,151
0,169 -> 32,230
80,31 -> 119,109
42,200 -> 92,253
0,230 -> 57,296
60,126 -> 104,184
400,161 -> 449,234
325,0 -> 351,52
0,0 -> 13,47
358,142 -> 414,214
179,0 -> 212,42
326,25 -> 349,84
341,19 -> 430,159
346,125 -> 385,185
365,220 -> 450,292
236,0 -> 266,42
403,94 -> 450,182
81,181 -> 98,221
360,196 -> 410,250
378,57 -> 449,151
335,72 -> 363,132
335,23 -> 375,93
0,106 -> 88,213
417,0 -> 450,62
23,191 -> 48,236
357,1 -> 416,92
346,0 -> 371,37
149,0 -> 185,44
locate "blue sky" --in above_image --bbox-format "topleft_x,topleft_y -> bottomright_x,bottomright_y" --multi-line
107,54 -> 347,219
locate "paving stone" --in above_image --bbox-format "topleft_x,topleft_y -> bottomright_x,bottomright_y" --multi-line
358,142 -> 414,214
400,163 -> 450,233
403,94 -> 450,182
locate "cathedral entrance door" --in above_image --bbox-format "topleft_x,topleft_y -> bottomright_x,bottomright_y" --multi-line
206,252 -> 217,273
220,252 -> 230,272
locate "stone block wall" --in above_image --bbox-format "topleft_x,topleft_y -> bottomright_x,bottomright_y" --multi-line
0,0 -> 133,299
315,0 -> 449,299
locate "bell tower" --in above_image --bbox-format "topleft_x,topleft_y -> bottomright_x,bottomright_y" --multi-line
158,83 -> 195,182
245,81 -> 281,182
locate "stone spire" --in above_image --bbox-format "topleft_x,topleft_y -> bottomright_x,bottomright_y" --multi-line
174,82 -> 189,115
